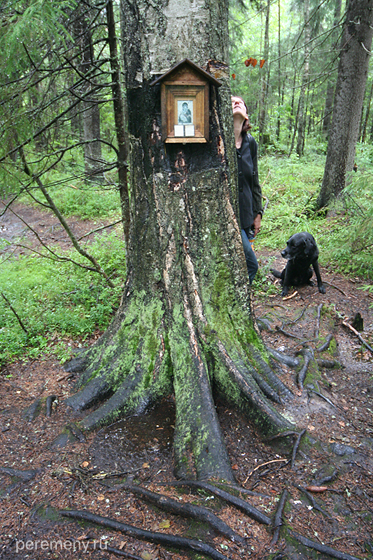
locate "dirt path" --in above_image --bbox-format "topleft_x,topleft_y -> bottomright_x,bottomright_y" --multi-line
0,201 -> 119,256
1,205 -> 373,559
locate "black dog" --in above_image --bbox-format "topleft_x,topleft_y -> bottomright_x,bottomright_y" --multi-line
271,232 -> 326,297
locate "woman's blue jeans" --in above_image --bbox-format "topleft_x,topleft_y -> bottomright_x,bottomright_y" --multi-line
241,227 -> 258,284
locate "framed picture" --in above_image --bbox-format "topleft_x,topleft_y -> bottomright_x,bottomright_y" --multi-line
177,100 -> 193,125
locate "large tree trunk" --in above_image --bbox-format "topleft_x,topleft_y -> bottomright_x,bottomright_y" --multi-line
64,0 -> 293,482
317,0 -> 373,209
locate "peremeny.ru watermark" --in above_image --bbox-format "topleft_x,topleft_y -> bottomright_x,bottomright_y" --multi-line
15,538 -> 107,553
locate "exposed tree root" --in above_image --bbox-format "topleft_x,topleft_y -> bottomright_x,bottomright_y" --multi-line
117,483 -> 246,544
289,530 -> 362,560
316,358 -> 341,369
315,303 -> 323,338
270,488 -> 288,546
46,395 -> 57,417
168,480 -> 271,525
293,484 -> 332,518
275,326 -> 304,340
0,467 -> 38,482
290,429 -> 306,470
23,398 -> 43,422
296,349 -> 314,389
307,388 -> 338,409
60,509 -> 230,560
267,348 -> 299,368
316,333 -> 334,353
215,339 -> 293,434
104,545 -> 143,559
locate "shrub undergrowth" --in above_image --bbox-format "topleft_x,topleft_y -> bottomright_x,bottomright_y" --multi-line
0,229 -> 125,366
256,142 -> 373,281
1,141 -> 373,367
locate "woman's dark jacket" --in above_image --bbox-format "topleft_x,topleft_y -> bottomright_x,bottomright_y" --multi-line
237,133 -> 263,230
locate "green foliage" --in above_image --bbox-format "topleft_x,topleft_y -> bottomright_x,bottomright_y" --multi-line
0,230 -> 125,366
21,172 -> 121,220
256,143 -> 373,281
257,149 -> 325,250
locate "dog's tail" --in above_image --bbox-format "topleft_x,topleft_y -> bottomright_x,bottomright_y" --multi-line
271,269 -> 282,279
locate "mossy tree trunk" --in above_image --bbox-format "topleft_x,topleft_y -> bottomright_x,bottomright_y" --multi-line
65,0 -> 293,482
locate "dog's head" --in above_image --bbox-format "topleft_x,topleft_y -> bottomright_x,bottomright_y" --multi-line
281,232 -> 319,261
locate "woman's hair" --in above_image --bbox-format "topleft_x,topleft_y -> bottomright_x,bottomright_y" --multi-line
242,118 -> 252,134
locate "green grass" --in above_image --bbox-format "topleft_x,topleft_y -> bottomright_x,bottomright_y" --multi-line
0,229 -> 125,366
1,140 -> 373,367
256,142 -> 373,280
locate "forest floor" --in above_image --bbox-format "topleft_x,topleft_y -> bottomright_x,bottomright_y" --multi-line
0,204 -> 373,560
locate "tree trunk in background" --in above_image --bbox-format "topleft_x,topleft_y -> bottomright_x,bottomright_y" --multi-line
276,0 -> 281,141
296,0 -> 310,157
259,0 -> 270,145
106,0 -> 130,251
360,81 -> 373,142
317,0 -> 373,209
64,0 -> 293,482
288,69 -> 297,150
74,8 -> 104,181
322,0 -> 342,137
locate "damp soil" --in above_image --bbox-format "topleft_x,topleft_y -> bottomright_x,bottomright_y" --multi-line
1,205 -> 373,560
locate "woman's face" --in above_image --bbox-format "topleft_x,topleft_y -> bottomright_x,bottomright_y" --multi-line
231,96 -> 248,119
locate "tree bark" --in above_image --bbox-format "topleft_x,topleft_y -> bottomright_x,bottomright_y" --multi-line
259,0 -> 270,145
73,7 -> 104,181
322,0 -> 342,137
317,0 -> 373,209
296,0 -> 310,157
106,0 -> 130,251
64,0 -> 293,482
360,81 -> 373,142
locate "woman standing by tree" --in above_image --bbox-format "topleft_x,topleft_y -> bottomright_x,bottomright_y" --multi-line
232,96 -> 263,284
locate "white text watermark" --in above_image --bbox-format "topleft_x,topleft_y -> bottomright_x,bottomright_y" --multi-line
15,539 -> 107,554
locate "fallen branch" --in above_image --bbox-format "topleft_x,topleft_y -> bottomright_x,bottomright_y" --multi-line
270,488 -> 288,546
244,459 -> 288,483
1,292 -> 28,334
323,281 -> 347,296
291,429 -> 306,470
114,484 -> 246,544
283,291 -> 298,300
76,219 -> 123,241
342,321 -> 373,354
289,530 -> 361,560
293,484 -> 332,518
169,480 -> 271,525
60,510 -> 229,560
